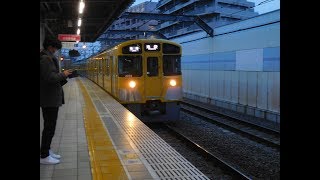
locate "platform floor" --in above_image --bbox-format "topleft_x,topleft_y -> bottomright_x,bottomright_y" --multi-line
40,77 -> 209,180
40,78 -> 91,180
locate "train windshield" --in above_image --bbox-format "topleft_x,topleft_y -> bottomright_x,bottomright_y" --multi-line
163,43 -> 180,54
118,56 -> 142,77
163,55 -> 181,76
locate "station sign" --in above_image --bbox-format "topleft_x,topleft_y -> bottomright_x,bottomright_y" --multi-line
58,34 -> 81,42
62,42 -> 77,49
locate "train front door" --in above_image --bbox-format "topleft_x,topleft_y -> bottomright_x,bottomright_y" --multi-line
145,56 -> 162,100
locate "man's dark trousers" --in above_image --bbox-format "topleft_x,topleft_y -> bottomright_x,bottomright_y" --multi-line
40,107 -> 59,158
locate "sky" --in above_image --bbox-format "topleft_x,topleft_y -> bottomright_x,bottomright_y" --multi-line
131,0 -> 280,14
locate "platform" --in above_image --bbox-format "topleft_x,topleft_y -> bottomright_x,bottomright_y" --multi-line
40,77 -> 209,180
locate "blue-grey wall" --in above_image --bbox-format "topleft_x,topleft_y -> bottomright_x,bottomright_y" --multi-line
172,10 -> 280,123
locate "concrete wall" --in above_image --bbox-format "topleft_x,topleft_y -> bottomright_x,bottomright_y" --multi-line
172,10 -> 280,123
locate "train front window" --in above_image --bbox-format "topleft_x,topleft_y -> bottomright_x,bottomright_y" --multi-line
163,43 -> 180,54
163,55 -> 181,76
118,56 -> 142,77
147,57 -> 158,76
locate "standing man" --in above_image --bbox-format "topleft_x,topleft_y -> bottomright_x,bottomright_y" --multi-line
40,38 -> 72,164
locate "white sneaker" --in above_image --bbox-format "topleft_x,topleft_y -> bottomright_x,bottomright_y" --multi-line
49,150 -> 61,159
40,155 -> 60,165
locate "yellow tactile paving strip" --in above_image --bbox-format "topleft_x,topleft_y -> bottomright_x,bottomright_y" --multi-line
77,79 -> 129,180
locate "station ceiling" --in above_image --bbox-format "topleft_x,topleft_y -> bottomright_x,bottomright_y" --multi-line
40,0 -> 134,42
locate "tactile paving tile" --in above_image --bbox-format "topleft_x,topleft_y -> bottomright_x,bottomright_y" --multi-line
81,78 -> 209,179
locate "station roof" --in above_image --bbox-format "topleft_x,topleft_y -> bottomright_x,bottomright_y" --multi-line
40,0 -> 134,42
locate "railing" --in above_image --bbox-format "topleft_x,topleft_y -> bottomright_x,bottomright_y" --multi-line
217,0 -> 254,7
163,24 -> 201,38
187,5 -> 217,15
156,21 -> 179,30
157,0 -> 172,9
163,0 -> 199,14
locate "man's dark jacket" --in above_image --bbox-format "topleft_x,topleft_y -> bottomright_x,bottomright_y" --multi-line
40,50 -> 67,107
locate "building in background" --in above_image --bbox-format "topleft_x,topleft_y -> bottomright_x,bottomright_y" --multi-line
156,0 -> 258,38
107,1 -> 159,41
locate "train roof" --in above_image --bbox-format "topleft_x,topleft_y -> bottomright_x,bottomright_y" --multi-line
114,39 -> 181,46
89,39 -> 181,59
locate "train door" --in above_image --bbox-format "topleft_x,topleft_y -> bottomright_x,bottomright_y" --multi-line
102,59 -> 105,88
145,56 -> 162,99
105,57 -> 111,92
100,59 -> 102,87
111,56 -> 117,96
95,60 -> 98,83
98,60 -> 101,85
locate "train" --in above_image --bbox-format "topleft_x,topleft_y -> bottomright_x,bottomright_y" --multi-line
78,39 -> 183,121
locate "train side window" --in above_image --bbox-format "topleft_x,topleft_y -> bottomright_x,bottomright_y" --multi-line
147,57 -> 158,77
99,60 -> 102,73
94,61 -> 98,71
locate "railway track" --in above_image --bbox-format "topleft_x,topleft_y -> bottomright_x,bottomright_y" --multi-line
146,123 -> 252,179
180,99 -> 280,150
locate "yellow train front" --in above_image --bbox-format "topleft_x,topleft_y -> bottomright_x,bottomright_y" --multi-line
85,39 -> 182,121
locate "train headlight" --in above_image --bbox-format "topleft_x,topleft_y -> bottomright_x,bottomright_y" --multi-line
169,79 -> 176,86
129,81 -> 136,88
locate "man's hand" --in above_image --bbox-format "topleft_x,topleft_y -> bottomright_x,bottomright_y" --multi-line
63,69 -> 73,77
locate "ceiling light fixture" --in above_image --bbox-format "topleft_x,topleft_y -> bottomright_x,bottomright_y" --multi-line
79,1 -> 85,14
77,18 -> 82,27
